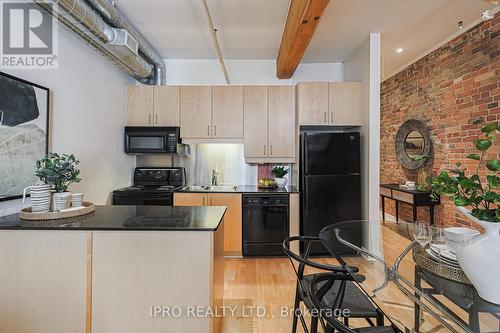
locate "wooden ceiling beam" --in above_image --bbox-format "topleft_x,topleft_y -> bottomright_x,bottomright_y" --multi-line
276,0 -> 330,79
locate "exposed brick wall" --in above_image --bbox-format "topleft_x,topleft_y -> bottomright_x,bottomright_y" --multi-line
380,14 -> 500,227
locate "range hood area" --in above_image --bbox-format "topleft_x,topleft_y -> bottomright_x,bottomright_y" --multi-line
35,0 -> 165,85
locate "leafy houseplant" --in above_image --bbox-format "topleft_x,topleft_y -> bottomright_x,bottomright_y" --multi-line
35,153 -> 81,192
272,166 -> 289,188
427,121 -> 499,222
428,121 -> 500,305
272,166 -> 289,178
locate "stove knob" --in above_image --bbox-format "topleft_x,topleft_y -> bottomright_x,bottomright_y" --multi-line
155,171 -> 162,179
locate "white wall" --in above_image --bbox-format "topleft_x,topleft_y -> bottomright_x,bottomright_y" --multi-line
344,33 -> 381,255
163,59 -> 343,85
0,26 -> 135,217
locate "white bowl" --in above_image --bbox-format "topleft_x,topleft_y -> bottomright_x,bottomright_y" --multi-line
444,227 -> 480,254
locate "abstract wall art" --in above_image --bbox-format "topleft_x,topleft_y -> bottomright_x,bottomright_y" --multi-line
0,72 -> 50,201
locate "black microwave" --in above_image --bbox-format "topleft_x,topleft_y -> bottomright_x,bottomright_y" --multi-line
124,126 -> 187,155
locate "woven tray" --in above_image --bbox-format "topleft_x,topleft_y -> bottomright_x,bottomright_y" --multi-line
412,245 -> 471,285
19,202 -> 95,221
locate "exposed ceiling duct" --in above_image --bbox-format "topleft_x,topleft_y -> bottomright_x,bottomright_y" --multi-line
35,0 -> 165,85
85,0 -> 166,85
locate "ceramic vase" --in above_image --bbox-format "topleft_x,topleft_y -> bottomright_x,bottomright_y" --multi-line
456,206 -> 500,304
274,177 -> 287,188
23,185 -> 52,213
52,192 -> 71,211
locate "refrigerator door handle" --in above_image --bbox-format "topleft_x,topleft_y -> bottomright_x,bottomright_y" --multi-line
302,133 -> 309,174
304,177 -> 309,215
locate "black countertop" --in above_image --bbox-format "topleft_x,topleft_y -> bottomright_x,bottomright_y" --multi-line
0,205 -> 226,231
237,185 -> 299,194
174,186 -> 299,194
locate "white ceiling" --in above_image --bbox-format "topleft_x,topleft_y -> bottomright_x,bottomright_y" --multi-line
115,0 -> 495,78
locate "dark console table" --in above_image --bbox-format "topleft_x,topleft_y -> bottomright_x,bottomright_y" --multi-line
380,183 -> 440,225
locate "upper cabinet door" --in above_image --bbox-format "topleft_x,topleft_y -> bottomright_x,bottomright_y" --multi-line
297,82 -> 329,125
329,82 -> 362,126
153,86 -> 180,126
268,86 -> 295,158
126,86 -> 154,126
212,86 -> 243,138
243,86 -> 268,158
180,86 -> 212,139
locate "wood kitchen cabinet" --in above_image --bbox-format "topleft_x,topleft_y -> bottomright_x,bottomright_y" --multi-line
173,192 -> 207,206
0,231 -> 89,333
153,86 -> 180,126
174,192 -> 243,256
243,86 -> 296,163
329,82 -> 362,125
243,86 -> 268,158
212,86 -> 244,138
126,85 -> 180,126
180,86 -> 243,140
297,82 -> 362,126
268,86 -> 295,158
180,86 -> 212,139
297,82 -> 329,125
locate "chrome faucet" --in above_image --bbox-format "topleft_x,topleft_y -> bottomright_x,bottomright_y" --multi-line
211,167 -> 220,186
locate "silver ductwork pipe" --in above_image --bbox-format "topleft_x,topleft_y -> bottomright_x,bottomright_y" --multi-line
85,0 -> 166,85
38,0 -> 152,83
35,0 -> 163,84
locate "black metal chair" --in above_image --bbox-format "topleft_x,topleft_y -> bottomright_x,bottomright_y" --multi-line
308,273 -> 400,333
283,236 -> 385,333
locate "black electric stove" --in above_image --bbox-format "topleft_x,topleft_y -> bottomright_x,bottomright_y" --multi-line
112,167 -> 186,206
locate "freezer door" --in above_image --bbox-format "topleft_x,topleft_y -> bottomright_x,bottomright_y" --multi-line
302,132 -> 360,175
301,175 -> 362,254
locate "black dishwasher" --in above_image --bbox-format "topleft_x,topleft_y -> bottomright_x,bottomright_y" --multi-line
242,194 -> 289,256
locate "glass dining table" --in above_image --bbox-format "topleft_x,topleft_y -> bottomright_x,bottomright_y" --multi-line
318,220 -> 500,333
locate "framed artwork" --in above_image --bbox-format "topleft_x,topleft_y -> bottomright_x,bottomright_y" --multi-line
0,72 -> 50,201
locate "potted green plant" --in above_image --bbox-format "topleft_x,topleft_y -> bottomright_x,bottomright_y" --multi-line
35,153 -> 81,211
427,120 -> 500,304
272,166 -> 289,188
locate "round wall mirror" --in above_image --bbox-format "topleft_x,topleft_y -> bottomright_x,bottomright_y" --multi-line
404,131 -> 425,159
395,120 -> 432,170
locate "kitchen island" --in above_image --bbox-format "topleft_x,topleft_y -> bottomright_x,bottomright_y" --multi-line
0,205 -> 225,333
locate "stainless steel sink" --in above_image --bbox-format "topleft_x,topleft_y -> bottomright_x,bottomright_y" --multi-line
178,186 -> 207,192
178,185 -> 238,192
202,186 -> 238,192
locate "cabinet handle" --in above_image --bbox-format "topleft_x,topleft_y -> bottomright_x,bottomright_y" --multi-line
324,112 -> 327,123
270,145 -> 273,155
264,145 -> 266,155
208,125 -> 210,136
155,114 -> 158,125
210,197 -> 212,205
203,196 -> 205,205
214,125 -> 217,136
330,112 -> 333,124
148,114 -> 151,125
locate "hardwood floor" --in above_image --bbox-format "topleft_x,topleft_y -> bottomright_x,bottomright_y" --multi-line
221,223 -> 498,333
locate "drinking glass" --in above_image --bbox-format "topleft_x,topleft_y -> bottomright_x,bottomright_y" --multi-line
413,222 -> 432,249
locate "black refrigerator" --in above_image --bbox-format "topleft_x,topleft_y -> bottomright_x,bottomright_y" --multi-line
300,131 -> 362,255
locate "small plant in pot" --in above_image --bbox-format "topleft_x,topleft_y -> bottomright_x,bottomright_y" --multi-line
272,166 -> 289,188
427,120 -> 500,304
35,153 -> 81,211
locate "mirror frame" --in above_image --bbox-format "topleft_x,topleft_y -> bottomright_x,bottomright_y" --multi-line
395,119 -> 432,170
